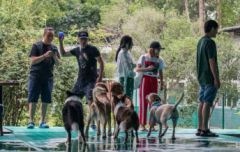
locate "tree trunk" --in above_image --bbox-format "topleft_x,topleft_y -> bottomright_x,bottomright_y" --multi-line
217,0 -> 221,28
199,0 -> 204,28
185,0 -> 190,22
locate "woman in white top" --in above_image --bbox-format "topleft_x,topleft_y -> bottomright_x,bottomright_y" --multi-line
116,35 -> 136,99
136,41 -> 166,131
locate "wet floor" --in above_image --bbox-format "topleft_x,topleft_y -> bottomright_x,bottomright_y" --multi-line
1,127 -> 240,152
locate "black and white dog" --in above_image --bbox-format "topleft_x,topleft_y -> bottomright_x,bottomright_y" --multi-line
62,91 -> 86,145
112,95 -> 139,144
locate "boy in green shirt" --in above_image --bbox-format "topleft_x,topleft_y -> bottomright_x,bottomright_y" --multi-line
196,20 -> 220,137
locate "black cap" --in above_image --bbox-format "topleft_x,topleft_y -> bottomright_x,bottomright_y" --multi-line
150,41 -> 165,50
78,31 -> 89,39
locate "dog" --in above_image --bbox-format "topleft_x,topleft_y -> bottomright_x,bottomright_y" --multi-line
110,82 -> 134,133
62,91 -> 86,145
112,95 -> 139,144
84,82 -> 112,138
146,92 -> 184,140
110,82 -> 134,109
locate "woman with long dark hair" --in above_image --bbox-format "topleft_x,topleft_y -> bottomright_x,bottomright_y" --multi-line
116,35 -> 135,99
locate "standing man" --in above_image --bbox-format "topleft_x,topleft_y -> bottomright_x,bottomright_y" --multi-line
27,27 -> 60,129
59,30 -> 104,131
196,20 -> 220,137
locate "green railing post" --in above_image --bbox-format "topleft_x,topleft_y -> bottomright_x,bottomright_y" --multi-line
222,94 -> 225,129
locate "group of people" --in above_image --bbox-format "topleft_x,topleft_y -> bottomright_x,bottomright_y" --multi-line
26,19 -> 220,137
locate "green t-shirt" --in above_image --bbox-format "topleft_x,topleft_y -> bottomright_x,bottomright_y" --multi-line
196,36 -> 219,85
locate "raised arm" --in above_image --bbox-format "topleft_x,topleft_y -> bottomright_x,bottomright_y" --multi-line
59,36 -> 73,57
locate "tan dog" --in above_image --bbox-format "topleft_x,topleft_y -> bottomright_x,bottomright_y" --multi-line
146,93 -> 184,139
110,82 -> 134,132
84,82 -> 111,138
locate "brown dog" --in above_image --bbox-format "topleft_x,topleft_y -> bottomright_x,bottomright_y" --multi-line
110,82 -> 134,110
84,82 -> 112,138
112,95 -> 139,144
146,93 -> 184,139
110,82 -> 134,132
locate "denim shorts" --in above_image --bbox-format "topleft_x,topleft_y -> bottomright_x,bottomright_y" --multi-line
27,75 -> 53,103
71,80 -> 96,101
199,83 -> 218,106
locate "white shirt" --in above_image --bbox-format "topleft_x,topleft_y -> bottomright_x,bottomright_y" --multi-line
116,48 -> 136,78
137,54 -> 166,77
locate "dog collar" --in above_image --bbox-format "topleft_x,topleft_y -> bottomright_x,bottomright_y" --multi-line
150,103 -> 162,124
150,103 -> 162,110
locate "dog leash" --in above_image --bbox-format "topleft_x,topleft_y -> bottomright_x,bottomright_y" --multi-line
150,103 -> 162,124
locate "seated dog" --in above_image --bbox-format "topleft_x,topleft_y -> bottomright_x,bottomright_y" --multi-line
112,95 -> 139,144
146,93 -> 184,139
84,82 -> 111,138
62,91 -> 86,145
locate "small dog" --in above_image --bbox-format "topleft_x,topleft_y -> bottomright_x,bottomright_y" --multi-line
110,82 -> 134,133
146,93 -> 184,139
110,82 -> 134,109
112,95 -> 139,144
84,82 -> 111,138
62,91 -> 86,145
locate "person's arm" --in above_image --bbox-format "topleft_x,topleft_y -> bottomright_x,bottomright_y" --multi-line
95,56 -> 104,83
52,52 -> 60,66
136,64 -> 155,72
59,36 -> 72,57
31,51 -> 53,65
209,58 -> 220,88
158,70 -> 164,91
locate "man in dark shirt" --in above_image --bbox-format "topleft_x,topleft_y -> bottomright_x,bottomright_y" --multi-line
27,27 -> 60,129
196,20 -> 220,137
59,30 -> 104,131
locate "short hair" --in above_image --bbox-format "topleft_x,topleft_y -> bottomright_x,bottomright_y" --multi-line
204,20 -> 218,33
44,27 -> 54,35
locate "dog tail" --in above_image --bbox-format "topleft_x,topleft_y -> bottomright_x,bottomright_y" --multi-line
173,92 -> 185,109
71,122 -> 79,133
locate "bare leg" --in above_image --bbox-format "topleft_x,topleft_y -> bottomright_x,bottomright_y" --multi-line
29,102 -> 37,122
40,102 -> 48,123
197,102 -> 203,130
202,102 -> 210,131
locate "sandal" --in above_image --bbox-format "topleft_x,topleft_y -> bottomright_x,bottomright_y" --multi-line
140,128 -> 148,132
196,129 -> 201,136
151,128 -> 158,132
200,129 -> 219,137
